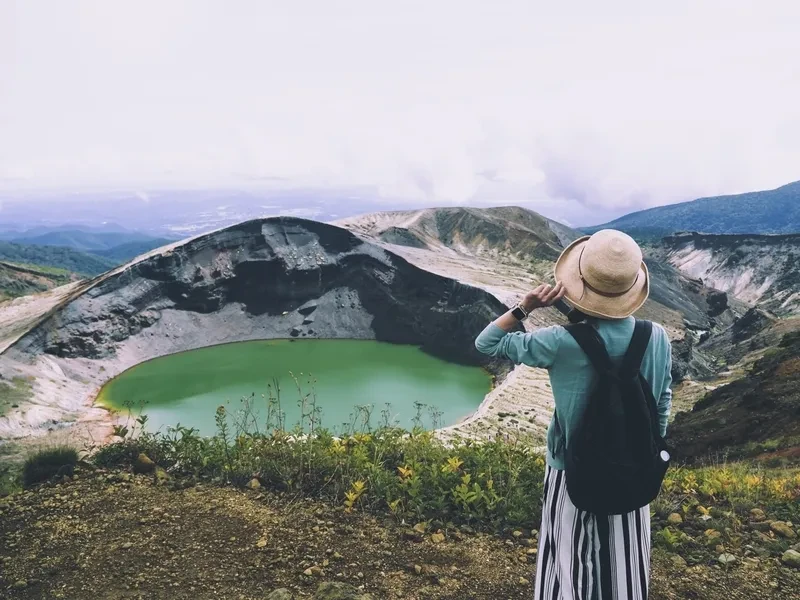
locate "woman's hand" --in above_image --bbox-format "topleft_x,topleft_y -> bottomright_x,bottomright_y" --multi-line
521,282 -> 566,312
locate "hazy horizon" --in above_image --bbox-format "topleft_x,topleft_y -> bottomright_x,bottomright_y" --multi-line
2,1 -> 800,226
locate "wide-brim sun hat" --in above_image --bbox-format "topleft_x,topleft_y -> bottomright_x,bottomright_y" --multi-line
554,229 -> 649,319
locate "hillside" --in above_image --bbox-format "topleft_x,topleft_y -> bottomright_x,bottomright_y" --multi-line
585,180 -> 800,237
669,330 -> 800,461
0,262 -> 76,302
0,241 -> 116,276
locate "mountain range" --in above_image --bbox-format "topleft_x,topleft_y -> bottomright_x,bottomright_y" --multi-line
585,180 -> 800,238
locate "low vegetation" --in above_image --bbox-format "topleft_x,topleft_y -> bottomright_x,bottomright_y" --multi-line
21,446 -> 79,488
88,392 -> 800,540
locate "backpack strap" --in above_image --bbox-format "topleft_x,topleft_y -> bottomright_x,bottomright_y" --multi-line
564,323 -> 614,374
619,320 -> 653,378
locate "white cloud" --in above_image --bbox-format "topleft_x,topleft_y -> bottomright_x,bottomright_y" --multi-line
1,0 -> 799,223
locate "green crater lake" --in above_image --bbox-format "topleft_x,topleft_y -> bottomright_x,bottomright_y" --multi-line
98,339 -> 491,435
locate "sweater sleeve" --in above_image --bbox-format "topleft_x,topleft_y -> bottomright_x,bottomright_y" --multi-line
475,323 -> 563,369
656,328 -> 673,437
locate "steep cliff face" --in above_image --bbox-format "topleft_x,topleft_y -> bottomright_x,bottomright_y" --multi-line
11,218 -> 514,366
0,218 -> 516,441
664,232 -> 800,316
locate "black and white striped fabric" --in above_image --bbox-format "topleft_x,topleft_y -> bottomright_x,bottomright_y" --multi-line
534,466 -> 651,600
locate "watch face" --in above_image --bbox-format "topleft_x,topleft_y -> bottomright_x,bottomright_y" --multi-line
511,306 -> 527,320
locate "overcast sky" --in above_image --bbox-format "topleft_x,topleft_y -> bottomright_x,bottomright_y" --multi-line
1,1 -> 799,224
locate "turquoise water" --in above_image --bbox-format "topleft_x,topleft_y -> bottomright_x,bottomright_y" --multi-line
98,339 -> 491,435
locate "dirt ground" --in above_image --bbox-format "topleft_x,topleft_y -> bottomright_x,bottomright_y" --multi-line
2,467 -> 799,600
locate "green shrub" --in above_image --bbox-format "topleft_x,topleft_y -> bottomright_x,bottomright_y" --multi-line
22,446 -> 79,488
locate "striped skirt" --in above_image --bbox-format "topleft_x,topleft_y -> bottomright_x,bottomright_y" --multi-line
534,466 -> 651,600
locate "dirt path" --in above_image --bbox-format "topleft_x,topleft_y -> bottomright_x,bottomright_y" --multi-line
2,469 -> 798,599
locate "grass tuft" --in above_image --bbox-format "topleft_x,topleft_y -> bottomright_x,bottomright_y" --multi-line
22,446 -> 79,488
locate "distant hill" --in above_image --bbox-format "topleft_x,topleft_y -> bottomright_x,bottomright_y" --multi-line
11,230 -> 160,252
336,206 -> 580,264
89,238 -> 172,262
0,261 -> 76,302
0,241 -> 116,276
584,180 -> 800,237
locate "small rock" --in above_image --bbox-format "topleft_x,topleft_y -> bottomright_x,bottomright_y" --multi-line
267,590 -> 295,600
512,530 -> 523,538
519,577 -> 530,586
781,549 -> 800,569
750,508 -> 767,522
314,581 -> 373,599
13,580 -> 27,590
718,553 -> 736,566
667,513 -> 683,525
154,467 -> 170,482
770,521 -> 797,539
430,532 -> 445,544
670,555 -> 688,569
121,542 -> 133,550
247,478 -> 261,490
133,453 -> 155,474
414,564 -> 423,575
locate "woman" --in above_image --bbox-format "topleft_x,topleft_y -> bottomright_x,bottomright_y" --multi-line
475,229 -> 673,600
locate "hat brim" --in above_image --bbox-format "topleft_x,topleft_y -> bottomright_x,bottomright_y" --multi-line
553,236 -> 650,320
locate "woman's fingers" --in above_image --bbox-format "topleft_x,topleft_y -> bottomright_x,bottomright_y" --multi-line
543,281 -> 565,305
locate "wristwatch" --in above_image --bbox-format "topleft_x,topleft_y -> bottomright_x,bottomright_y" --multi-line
511,303 -> 529,321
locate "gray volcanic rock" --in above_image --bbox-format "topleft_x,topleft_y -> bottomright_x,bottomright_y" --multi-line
12,217 -> 517,369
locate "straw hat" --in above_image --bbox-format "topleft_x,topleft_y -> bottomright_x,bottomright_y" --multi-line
554,229 -> 649,319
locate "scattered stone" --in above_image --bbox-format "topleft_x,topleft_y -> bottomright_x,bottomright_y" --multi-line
121,542 -> 133,550
750,508 -> 767,522
413,522 -> 427,534
247,478 -> 261,490
718,553 -> 736,566
770,521 -> 797,539
414,564 -> 423,575
155,467 -> 170,482
670,555 -> 688,569
781,549 -> 800,569
13,580 -> 27,590
512,530 -> 523,538
667,513 -> 683,525
267,589 -> 295,600
519,577 -> 530,586
133,453 -> 155,474
257,537 -> 268,548
430,532 -> 445,544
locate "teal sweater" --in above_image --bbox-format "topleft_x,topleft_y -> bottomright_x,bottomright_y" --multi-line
475,317 -> 673,470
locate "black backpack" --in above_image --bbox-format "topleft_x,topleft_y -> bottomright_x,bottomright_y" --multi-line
557,319 -> 671,515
